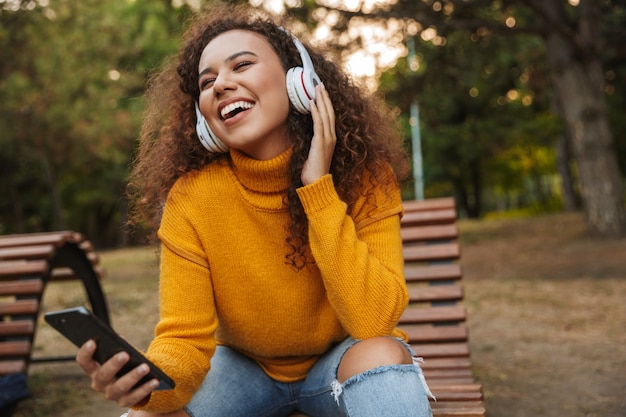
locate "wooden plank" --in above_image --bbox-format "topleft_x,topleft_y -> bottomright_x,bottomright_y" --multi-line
0,360 -> 28,375
0,341 -> 31,356
420,357 -> 473,370
402,326 -> 468,343
431,402 -> 486,417
403,243 -> 460,262
0,260 -> 49,278
0,279 -> 44,296
0,231 -> 74,248
424,369 -> 475,379
430,391 -> 484,402
0,245 -> 56,261
428,383 -> 483,392
410,342 -> 471,358
0,300 -> 39,316
408,285 -> 464,303
429,377 -> 480,385
402,198 -> 456,212
0,320 -> 35,336
404,264 -> 462,283
401,209 -> 457,227
402,224 -> 458,242
400,305 -> 466,324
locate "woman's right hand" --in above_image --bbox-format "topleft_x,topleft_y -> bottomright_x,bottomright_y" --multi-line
76,339 -> 159,407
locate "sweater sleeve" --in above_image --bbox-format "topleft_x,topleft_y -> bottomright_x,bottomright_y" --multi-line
134,191 -> 218,412
295,169 -> 408,340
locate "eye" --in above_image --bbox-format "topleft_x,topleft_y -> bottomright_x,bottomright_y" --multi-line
199,76 -> 216,90
234,60 -> 253,71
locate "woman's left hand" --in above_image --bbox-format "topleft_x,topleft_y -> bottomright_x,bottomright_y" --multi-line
301,84 -> 337,186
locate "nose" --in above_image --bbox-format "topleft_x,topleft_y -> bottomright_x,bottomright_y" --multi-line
213,71 -> 237,97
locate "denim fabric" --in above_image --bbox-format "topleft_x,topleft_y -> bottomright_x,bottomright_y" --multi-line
185,337 -> 432,417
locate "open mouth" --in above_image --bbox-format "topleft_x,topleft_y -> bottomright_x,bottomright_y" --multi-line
220,101 -> 254,120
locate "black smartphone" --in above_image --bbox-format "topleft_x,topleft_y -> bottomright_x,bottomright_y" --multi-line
44,306 -> 175,390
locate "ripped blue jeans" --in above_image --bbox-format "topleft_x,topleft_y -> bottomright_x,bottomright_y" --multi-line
185,337 -> 433,417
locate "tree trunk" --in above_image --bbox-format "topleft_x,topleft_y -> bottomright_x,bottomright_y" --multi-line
555,134 -> 579,211
39,151 -> 66,230
543,0 -> 625,236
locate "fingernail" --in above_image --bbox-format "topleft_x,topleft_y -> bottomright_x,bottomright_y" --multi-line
116,352 -> 127,362
85,340 -> 95,349
137,364 -> 149,375
150,379 -> 160,388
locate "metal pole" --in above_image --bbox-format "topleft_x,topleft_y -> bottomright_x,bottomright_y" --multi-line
408,37 -> 424,200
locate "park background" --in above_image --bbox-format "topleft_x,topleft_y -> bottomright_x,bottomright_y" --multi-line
1,0 -> 625,416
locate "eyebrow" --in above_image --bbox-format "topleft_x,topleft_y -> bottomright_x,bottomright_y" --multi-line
198,50 -> 258,78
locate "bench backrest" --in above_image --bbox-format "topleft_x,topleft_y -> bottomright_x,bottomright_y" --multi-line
399,198 -> 486,416
0,231 -> 108,376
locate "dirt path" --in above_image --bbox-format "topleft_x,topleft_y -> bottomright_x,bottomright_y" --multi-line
12,212 -> 626,416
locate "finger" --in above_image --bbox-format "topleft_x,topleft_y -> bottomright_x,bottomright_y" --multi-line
114,378 -> 160,408
314,85 -> 336,141
117,379 -> 159,407
104,364 -> 159,406
91,351 -> 130,391
76,339 -> 100,374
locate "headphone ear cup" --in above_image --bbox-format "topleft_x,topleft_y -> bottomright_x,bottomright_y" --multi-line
286,67 -> 310,114
284,31 -> 322,115
195,102 -> 229,153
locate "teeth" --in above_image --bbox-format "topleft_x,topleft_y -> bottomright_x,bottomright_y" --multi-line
221,101 -> 254,119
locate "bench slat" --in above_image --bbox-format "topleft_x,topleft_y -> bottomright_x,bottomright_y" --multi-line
403,243 -> 460,262
405,264 -> 462,282
0,360 -> 28,375
402,197 -> 456,212
0,300 -> 39,316
401,224 -> 458,242
0,341 -> 32,356
0,260 -> 50,278
0,320 -> 35,336
420,357 -> 473,370
431,402 -> 486,417
0,231 -> 75,248
424,369 -> 475,379
401,209 -> 457,227
431,391 -> 484,402
411,342 -> 471,358
0,245 -> 56,261
408,285 -> 464,303
402,326 -> 468,343
0,279 -> 44,296
400,305 -> 466,324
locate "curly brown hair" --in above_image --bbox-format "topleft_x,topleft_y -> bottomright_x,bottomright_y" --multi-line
128,3 -> 409,268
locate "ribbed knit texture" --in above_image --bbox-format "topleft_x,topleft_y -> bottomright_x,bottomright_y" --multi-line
138,147 -> 409,412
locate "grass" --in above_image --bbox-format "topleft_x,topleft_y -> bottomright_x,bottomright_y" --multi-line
12,211 -> 626,417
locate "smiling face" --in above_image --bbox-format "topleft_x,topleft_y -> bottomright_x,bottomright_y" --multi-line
197,30 -> 291,160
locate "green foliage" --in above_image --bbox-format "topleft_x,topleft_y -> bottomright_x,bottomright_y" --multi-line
284,0 -> 624,219
0,0 -> 189,245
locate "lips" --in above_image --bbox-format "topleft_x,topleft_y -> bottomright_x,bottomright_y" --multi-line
219,100 -> 255,120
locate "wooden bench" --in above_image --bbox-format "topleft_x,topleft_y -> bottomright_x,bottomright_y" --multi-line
290,197 -> 485,417
0,231 -> 109,376
400,197 -> 486,416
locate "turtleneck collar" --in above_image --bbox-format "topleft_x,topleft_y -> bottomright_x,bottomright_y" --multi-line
229,147 -> 293,194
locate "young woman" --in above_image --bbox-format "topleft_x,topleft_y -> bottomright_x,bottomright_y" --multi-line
76,4 -> 433,417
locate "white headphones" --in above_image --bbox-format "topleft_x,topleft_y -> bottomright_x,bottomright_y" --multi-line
195,30 -> 322,153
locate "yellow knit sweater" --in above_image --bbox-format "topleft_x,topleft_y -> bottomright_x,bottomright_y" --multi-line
139,147 -> 408,412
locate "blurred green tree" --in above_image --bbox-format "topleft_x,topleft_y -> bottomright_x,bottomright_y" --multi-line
0,0 -> 191,245
278,0 -> 625,235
